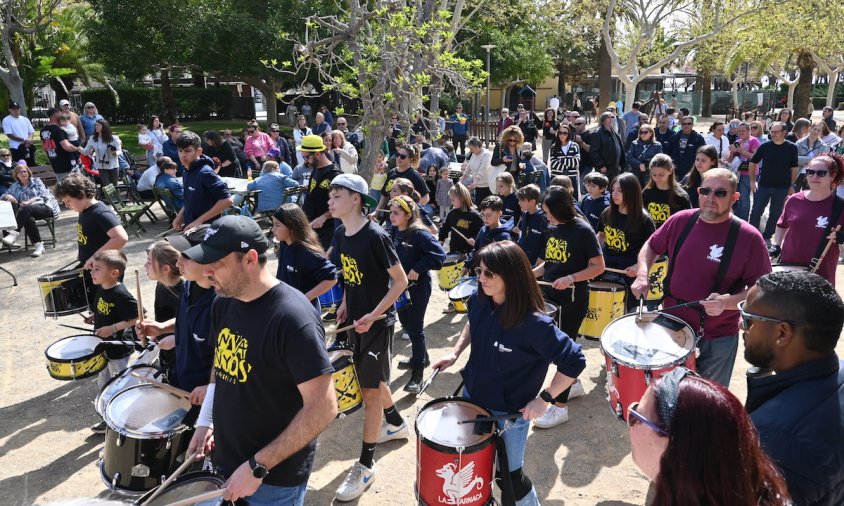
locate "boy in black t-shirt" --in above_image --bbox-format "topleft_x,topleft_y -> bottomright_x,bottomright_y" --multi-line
327,174 -> 410,501
512,184 -> 548,266
579,172 -> 610,232
85,250 -> 138,433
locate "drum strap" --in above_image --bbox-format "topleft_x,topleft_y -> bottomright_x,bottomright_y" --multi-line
811,195 -> 844,270
495,437 -> 516,506
664,211 -> 700,300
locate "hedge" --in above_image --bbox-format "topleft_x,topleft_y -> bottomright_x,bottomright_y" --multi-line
80,87 -> 234,124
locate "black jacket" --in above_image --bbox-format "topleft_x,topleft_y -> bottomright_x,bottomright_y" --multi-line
588,127 -> 626,178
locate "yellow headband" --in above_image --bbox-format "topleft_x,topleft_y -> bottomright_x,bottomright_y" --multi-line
389,197 -> 411,214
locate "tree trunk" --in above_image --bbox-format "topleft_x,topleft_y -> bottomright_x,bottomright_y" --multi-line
249,80 -> 279,126
557,60 -> 566,98
700,69 -> 712,117
191,71 -> 206,88
794,50 -> 816,118
160,69 -> 178,125
731,80 -> 740,110
827,71 -> 840,108
598,36 -> 611,115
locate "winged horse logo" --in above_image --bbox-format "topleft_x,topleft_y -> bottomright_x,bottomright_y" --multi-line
436,461 -> 485,504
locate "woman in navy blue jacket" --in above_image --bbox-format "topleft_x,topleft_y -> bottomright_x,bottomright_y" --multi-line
626,124 -> 663,187
433,241 -> 585,506
389,195 -> 446,393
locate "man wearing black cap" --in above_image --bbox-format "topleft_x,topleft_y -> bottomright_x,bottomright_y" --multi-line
186,215 -> 337,505
2,101 -> 36,166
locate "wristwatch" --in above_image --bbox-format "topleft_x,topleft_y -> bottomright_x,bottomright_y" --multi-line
539,389 -> 554,403
249,457 -> 269,480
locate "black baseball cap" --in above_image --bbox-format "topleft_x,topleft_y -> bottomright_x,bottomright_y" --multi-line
165,225 -> 209,252
182,215 -> 269,264
8,101 -> 19,109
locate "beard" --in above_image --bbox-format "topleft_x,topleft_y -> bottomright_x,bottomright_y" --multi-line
743,334 -> 774,368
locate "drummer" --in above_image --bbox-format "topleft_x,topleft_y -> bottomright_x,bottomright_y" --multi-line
438,183 -> 483,256
632,168 -> 771,387
433,241 -> 585,505
512,184 -> 549,266
769,153 -> 844,286
531,186 -> 604,428
462,195 -> 514,273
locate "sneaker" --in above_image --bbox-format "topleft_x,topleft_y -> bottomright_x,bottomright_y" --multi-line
401,331 -> 410,341
90,420 -> 108,434
397,355 -> 430,370
403,369 -> 423,393
335,461 -> 376,501
377,420 -> 410,443
532,405 -> 569,429
442,302 -> 457,314
1,230 -> 19,246
568,380 -> 585,399
30,242 -> 44,257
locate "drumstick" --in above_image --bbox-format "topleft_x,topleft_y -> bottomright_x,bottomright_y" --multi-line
162,489 -> 225,506
325,314 -> 388,336
130,373 -> 190,398
135,270 -> 148,348
458,413 -> 521,424
450,227 -> 470,242
603,267 -> 630,275
811,224 -> 841,274
60,323 -> 95,333
140,451 -> 198,505
416,368 -> 439,396
656,299 -> 706,312
536,280 -> 554,286
154,227 -> 180,239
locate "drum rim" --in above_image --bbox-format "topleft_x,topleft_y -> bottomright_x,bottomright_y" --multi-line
414,397 -> 496,454
95,364 -> 165,417
589,281 -> 626,290
135,470 -> 225,504
45,335 -> 103,363
448,278 -> 478,301
37,268 -> 84,282
600,313 -> 696,369
772,263 -> 810,271
104,384 -> 190,439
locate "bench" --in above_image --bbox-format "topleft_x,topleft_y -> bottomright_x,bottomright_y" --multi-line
30,165 -> 57,187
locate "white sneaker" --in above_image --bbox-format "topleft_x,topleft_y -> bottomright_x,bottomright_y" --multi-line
2,230 -> 19,246
568,380 -> 585,399
377,420 -> 410,443
30,242 -> 44,257
401,331 -> 410,341
533,405 -> 569,429
335,461 -> 376,501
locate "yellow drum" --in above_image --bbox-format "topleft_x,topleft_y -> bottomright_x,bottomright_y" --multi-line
579,282 -> 626,340
329,350 -> 362,418
437,253 -> 466,291
45,335 -> 107,380
647,256 -> 668,302
448,278 -> 478,313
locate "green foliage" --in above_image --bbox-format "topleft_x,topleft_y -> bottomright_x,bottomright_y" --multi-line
80,87 -> 232,124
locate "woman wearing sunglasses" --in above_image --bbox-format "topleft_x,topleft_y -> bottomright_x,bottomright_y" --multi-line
626,124 -> 663,187
628,367 -> 791,505
770,153 -> 844,285
549,124 -> 581,199
433,241 -> 585,506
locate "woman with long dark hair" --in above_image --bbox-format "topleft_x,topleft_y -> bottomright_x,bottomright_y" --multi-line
540,107 -> 559,165
204,130 -> 239,178
146,115 -> 168,167
642,154 -> 691,228
629,368 -> 791,506
433,241 -> 585,506
549,123 -> 581,199
82,119 -> 122,186
683,144 -> 719,208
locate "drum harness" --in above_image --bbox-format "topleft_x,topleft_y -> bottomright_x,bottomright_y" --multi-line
809,195 -> 844,272
663,211 -> 741,341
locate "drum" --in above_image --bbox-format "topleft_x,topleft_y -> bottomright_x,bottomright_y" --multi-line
600,312 -> 697,421
100,384 -> 193,494
133,341 -> 162,367
45,335 -> 107,380
317,283 -> 344,312
395,289 -> 412,311
438,253 -> 466,291
647,256 -> 668,302
95,364 -> 165,417
543,300 -> 558,326
578,281 -> 626,340
415,398 -> 496,506
135,471 -> 224,506
448,278 -> 478,313
772,263 -> 809,273
37,267 -> 89,318
329,349 -> 363,418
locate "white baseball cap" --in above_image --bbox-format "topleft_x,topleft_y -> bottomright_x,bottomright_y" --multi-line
59,99 -> 70,107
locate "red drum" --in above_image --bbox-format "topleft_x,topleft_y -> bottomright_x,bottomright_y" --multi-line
601,312 -> 697,421
415,398 -> 496,506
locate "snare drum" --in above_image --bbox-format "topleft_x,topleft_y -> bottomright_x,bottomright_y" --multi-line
135,471 -> 224,505
317,283 -> 344,312
95,364 -> 164,417
45,335 -> 106,380
578,281 -> 626,340
448,278 -> 478,313
329,349 -> 363,418
438,253 -> 466,291
415,398 -> 496,506
647,256 -> 668,302
543,300 -> 558,326
772,263 -> 809,273
100,384 -> 193,493
601,312 -> 696,421
395,289 -> 412,311
37,267 -> 89,318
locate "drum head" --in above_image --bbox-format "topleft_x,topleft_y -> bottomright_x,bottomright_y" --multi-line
328,349 -> 353,365
105,384 -> 190,437
141,473 -> 224,506
46,335 -> 101,360
590,281 -> 625,291
95,365 -> 162,417
417,399 -> 493,447
449,278 -> 478,300
773,264 -> 808,273
543,301 -> 557,316
601,313 -> 695,369
443,253 -> 464,266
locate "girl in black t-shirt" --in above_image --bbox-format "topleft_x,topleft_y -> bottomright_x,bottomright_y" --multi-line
683,145 -> 719,209
144,240 -> 185,368
495,172 -> 520,224
438,182 -> 483,255
642,154 -> 691,228
388,195 -> 446,392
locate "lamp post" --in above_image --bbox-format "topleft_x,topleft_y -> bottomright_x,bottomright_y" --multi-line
481,44 -> 497,146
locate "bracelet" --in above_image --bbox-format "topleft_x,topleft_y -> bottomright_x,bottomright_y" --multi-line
568,274 -> 576,284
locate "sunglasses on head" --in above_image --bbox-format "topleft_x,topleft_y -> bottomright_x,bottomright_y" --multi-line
627,402 -> 669,436
806,169 -> 829,177
698,187 -> 730,198
474,266 -> 497,279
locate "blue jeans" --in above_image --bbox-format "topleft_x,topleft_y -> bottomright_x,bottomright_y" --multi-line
696,334 -> 738,387
749,186 -> 788,239
245,481 -> 307,505
733,174 -> 751,221
397,280 -> 432,368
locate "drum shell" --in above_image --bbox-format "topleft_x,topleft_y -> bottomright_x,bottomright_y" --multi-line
37,268 -> 89,317
395,290 -> 412,311
646,256 -> 668,302
100,425 -> 194,493
317,283 -> 344,310
45,335 -> 107,380
330,353 -> 363,418
579,282 -> 626,339
438,254 -> 466,291
135,471 -> 224,505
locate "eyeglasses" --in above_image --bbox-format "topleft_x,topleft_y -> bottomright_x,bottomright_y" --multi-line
480,211 -> 499,219
574,122 -> 585,126
640,130 -> 653,135
558,130 -> 570,136
396,153 -> 409,159
737,300 -> 804,330
474,266 -> 497,279
698,187 -> 730,198
806,169 -> 830,177
627,402 -> 669,436
770,129 -> 783,134
0,154 -> 9,157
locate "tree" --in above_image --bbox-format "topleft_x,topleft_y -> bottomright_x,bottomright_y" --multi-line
811,51 -> 844,108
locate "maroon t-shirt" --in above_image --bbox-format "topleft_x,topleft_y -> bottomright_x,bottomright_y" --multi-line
778,192 -> 843,285
649,209 -> 771,339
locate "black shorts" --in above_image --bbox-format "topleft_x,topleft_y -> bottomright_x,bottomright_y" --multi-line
350,323 -> 393,389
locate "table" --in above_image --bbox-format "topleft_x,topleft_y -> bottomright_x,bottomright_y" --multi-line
0,200 -> 19,285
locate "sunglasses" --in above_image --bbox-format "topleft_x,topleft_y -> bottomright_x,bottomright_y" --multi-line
627,402 -> 669,436
737,301 -> 803,330
574,122 -> 585,126
698,187 -> 730,198
806,169 -> 830,177
396,153 -> 409,159
86,106 -> 94,109
337,123 -> 347,126
474,266 -> 497,279
640,130 -> 653,135
558,130 -> 570,135
682,122 -> 693,126
508,139 -> 519,143
750,125 -> 760,129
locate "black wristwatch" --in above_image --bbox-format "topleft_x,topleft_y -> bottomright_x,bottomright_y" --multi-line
539,389 -> 554,403
249,457 -> 269,480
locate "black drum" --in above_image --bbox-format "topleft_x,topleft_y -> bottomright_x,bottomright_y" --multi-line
134,471 -> 225,505
37,267 -> 89,318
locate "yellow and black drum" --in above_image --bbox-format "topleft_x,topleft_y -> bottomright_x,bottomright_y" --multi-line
579,281 -> 626,340
37,267 -> 90,318
45,335 -> 106,380
448,278 -> 478,313
329,349 -> 363,417
647,255 -> 668,303
437,253 -> 466,291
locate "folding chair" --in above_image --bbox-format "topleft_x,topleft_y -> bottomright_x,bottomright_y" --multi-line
152,187 -> 179,222
24,217 -> 57,250
102,184 -> 154,236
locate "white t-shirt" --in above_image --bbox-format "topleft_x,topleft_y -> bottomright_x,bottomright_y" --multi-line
2,115 -> 34,148
62,123 -> 79,142
138,133 -> 152,146
137,163 -> 160,192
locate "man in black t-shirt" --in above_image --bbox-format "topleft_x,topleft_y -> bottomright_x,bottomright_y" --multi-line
299,134 -> 343,249
40,107 -> 80,178
370,143 -> 430,217
185,216 -> 336,505
749,121 -> 799,241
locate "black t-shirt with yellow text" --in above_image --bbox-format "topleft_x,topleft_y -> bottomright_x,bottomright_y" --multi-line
642,187 -> 691,228
598,210 -> 655,269
93,283 -> 137,359
77,201 -> 121,265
